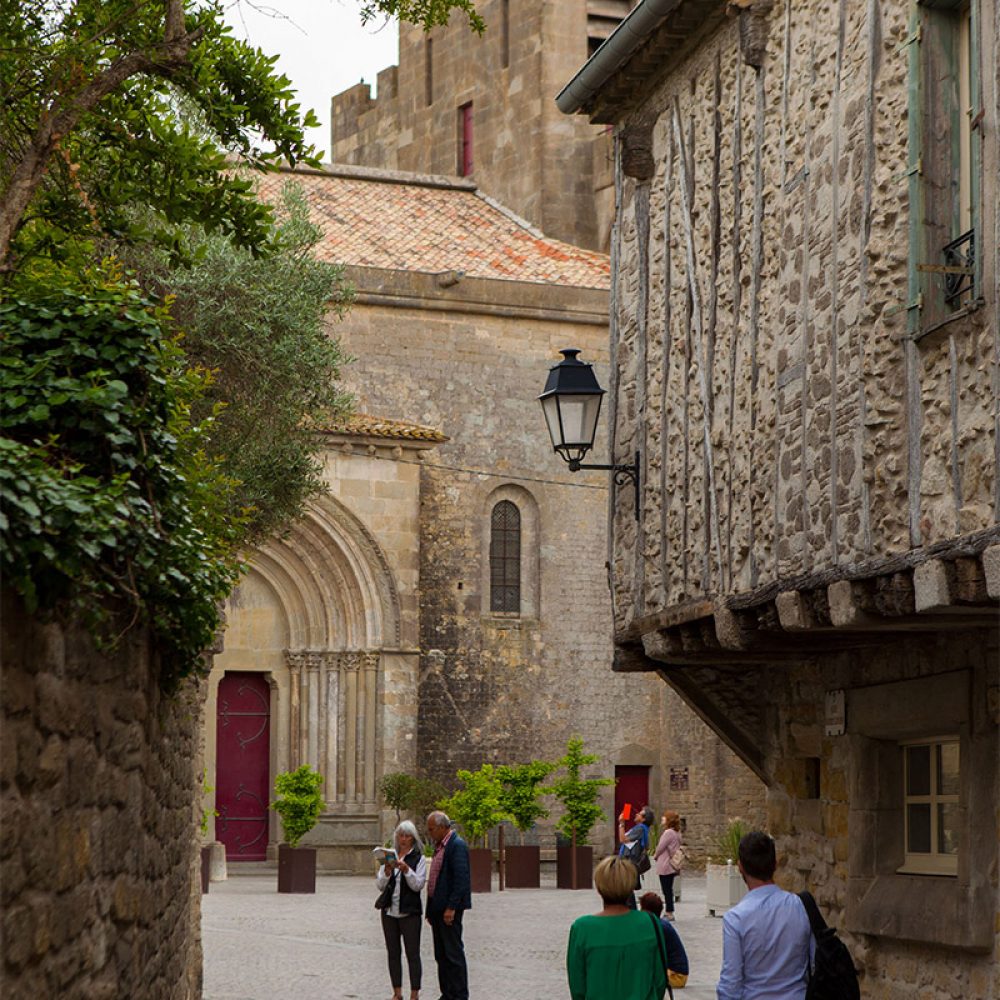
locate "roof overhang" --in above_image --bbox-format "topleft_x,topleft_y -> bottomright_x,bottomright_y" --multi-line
556,0 -> 729,124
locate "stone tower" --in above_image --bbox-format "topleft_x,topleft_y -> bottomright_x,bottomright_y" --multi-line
329,0 -> 636,251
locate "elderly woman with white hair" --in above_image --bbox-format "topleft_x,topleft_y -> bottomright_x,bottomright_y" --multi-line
375,820 -> 428,1000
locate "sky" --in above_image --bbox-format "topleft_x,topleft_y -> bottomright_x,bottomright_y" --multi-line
223,1 -> 400,158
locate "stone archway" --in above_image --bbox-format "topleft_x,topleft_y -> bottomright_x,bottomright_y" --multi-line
205,493 -> 409,866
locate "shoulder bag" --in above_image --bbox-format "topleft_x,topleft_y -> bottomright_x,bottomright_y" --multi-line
645,911 -> 675,1000
374,872 -> 396,910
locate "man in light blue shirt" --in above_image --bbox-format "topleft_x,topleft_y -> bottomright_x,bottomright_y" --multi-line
717,831 -> 812,1000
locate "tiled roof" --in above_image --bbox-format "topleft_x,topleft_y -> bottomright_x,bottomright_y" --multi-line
321,413 -> 447,443
256,165 -> 610,289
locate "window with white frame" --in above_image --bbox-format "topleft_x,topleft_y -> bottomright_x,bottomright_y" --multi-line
900,737 -> 960,876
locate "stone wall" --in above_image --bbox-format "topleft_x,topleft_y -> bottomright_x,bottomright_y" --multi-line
757,631 -> 999,999
606,0 -> 998,631
329,0 -> 607,249
1,591 -> 203,999
332,265 -> 766,855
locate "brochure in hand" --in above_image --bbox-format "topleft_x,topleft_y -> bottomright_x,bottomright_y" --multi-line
373,846 -> 397,866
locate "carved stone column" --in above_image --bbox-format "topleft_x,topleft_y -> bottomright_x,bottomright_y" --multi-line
305,652 -> 321,771
285,651 -> 306,769
343,652 -> 361,802
363,652 -> 379,806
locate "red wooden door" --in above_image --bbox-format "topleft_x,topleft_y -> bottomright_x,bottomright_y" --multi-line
614,765 -> 650,845
216,672 -> 271,861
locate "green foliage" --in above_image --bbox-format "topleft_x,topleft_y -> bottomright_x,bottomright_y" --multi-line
440,764 -> 509,847
359,0 -> 485,34
1,0 -> 486,269
271,764 -> 324,848
1,0 -> 324,269
0,269 -> 244,681
496,760 -> 557,840
379,772 -> 419,824
545,736 -> 615,846
201,769 -> 218,837
126,183 -> 353,541
715,817 -> 751,863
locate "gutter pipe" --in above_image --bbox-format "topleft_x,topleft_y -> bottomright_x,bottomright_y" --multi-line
555,0 -> 685,116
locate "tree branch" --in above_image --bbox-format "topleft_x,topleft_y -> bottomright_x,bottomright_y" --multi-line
0,12 -> 204,268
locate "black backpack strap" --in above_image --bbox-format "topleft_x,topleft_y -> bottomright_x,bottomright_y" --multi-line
798,890 -> 828,939
646,911 -> 674,1000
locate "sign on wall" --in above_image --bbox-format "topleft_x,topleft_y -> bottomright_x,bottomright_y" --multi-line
669,766 -> 689,791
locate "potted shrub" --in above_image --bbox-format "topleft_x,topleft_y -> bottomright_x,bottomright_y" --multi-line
271,764 -> 324,893
706,817 -> 750,916
497,760 -> 556,888
379,771 -> 419,824
440,764 -> 509,893
547,737 -> 614,890
200,770 -> 219,894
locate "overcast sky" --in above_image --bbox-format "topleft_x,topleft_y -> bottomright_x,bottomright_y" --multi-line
223,1 -> 400,158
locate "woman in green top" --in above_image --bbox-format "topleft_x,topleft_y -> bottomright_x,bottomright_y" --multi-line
567,856 -> 668,1000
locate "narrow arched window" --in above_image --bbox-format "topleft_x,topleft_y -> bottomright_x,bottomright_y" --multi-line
490,500 -> 521,613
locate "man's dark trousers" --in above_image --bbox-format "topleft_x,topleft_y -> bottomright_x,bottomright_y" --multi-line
429,911 -> 468,1000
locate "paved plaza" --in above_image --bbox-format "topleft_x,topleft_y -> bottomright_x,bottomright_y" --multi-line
202,869 -> 724,999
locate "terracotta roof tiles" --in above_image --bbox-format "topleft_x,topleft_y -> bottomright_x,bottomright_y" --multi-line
256,165 -> 610,289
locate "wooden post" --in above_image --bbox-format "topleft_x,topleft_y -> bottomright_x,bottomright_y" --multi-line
498,825 -> 505,892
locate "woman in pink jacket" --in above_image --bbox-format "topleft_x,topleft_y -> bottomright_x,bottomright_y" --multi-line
652,810 -> 683,920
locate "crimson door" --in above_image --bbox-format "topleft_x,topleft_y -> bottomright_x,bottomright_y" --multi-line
216,672 -> 271,861
614,765 -> 650,845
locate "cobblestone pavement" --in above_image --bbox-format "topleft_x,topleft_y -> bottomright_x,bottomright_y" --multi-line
202,869 -> 723,999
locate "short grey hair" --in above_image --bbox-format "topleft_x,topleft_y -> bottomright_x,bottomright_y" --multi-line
427,810 -> 451,831
393,820 -> 424,856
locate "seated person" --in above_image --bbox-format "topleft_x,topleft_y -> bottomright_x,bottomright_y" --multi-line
638,891 -> 689,989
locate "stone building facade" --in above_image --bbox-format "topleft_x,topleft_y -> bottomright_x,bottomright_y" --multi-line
1,592 -> 203,999
329,0 -> 624,251
201,163 -> 765,870
559,0 -> 999,995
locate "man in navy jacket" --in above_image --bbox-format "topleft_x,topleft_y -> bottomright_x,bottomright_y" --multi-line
425,811 -> 472,1000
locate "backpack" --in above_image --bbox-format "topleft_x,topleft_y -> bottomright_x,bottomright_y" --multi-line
668,845 -> 686,872
798,891 -> 861,1000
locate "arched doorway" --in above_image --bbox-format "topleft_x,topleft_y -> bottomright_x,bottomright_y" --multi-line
204,493 -> 411,867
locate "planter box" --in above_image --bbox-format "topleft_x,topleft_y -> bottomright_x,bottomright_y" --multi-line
208,841 -> 227,882
200,845 -> 212,894
469,847 -> 493,893
504,844 -> 540,888
706,863 -> 747,916
277,844 -> 317,894
556,845 -> 593,890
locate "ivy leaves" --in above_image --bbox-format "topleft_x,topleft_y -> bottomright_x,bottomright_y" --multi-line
0,277 -> 243,682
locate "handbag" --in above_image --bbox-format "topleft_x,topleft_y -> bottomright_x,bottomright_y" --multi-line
374,873 -> 396,910
668,845 -> 686,872
646,912 -> 675,1000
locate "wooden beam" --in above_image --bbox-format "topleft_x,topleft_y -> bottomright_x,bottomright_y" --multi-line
655,665 -> 768,782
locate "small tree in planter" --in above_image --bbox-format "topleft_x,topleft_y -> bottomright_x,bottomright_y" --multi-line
706,817 -> 750,916
271,765 -> 324,893
379,771 -> 419,824
440,764 -> 509,893
497,760 -> 556,888
547,737 -> 614,889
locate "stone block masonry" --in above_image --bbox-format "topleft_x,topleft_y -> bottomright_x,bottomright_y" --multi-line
1,591 -> 203,999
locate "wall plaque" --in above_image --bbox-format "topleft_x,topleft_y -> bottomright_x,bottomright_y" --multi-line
669,766 -> 689,791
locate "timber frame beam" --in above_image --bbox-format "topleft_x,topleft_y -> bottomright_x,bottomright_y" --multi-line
616,530 -> 1000,783
617,527 -> 1000,669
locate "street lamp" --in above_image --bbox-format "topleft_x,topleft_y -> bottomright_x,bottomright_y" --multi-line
538,348 -> 640,520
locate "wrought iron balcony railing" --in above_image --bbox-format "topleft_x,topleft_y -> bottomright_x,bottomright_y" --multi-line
943,228 -> 975,305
